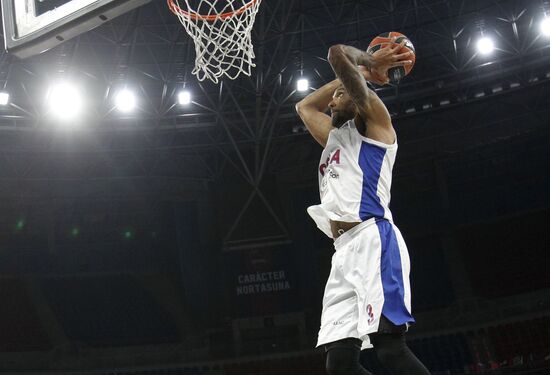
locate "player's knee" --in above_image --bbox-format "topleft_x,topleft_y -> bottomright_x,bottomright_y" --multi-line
325,351 -> 357,375
376,343 -> 431,375
325,357 -> 353,375
375,344 -> 402,366
374,336 -> 411,370
325,338 -> 367,375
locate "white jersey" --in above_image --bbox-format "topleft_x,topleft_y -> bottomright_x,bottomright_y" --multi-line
307,119 -> 397,238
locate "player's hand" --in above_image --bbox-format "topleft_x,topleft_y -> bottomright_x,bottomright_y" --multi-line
358,65 -> 389,86
366,37 -> 413,71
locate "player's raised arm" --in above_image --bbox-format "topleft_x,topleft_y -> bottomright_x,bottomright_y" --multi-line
327,45 -> 374,121
295,79 -> 341,148
327,41 -> 412,125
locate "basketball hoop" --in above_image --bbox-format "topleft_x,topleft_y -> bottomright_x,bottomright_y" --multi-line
167,0 -> 262,83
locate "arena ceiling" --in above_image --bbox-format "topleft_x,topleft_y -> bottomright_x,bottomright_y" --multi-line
0,0 -> 548,128
0,0 -> 549,244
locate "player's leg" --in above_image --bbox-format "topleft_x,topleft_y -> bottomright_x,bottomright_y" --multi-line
371,332 -> 431,375
325,338 -> 373,375
320,232 -> 368,375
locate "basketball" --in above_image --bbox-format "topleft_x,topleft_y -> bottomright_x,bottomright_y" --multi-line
367,31 -> 416,83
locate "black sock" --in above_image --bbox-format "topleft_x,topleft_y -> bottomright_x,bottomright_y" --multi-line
371,333 -> 431,375
325,338 -> 373,375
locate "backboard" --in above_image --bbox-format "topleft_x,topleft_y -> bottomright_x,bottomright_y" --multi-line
2,0 -> 151,59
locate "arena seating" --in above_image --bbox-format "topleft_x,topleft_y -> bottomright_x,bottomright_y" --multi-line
406,317 -> 550,374
487,316 -> 550,367
0,273 -> 547,374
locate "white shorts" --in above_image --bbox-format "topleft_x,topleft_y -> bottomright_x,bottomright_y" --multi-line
316,218 -> 415,350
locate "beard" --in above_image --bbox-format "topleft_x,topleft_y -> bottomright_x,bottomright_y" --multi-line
331,110 -> 354,128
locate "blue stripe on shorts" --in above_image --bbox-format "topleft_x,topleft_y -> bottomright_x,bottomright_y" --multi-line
376,219 -> 415,326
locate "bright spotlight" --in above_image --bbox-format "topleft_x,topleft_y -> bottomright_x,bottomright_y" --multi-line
48,83 -> 82,120
0,92 -> 9,105
541,17 -> 550,37
297,78 -> 309,92
178,90 -> 191,105
477,37 -> 495,55
115,90 -> 136,112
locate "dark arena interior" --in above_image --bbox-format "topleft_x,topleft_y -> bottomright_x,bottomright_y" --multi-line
0,0 -> 549,374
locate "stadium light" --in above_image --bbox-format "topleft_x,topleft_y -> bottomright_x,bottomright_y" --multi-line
0,92 -> 9,105
47,83 -> 82,120
15,219 -> 25,230
115,89 -> 136,112
541,17 -> 550,37
123,229 -> 134,239
178,90 -> 192,105
476,37 -> 495,55
297,78 -> 309,92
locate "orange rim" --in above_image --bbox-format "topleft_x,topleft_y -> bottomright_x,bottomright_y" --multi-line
167,0 -> 258,22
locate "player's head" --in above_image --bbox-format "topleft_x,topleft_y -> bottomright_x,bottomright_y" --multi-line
328,84 -> 357,128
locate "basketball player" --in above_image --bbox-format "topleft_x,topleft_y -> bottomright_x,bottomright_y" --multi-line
295,39 -> 431,375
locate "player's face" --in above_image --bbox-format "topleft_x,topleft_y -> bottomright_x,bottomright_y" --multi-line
329,86 -> 357,128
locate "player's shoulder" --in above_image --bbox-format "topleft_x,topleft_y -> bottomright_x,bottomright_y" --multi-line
326,120 -> 360,148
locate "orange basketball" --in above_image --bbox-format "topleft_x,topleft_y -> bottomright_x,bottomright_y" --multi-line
367,32 -> 416,83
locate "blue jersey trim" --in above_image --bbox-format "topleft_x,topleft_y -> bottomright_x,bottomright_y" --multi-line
358,141 -> 386,221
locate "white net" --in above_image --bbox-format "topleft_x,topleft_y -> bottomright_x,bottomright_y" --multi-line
168,0 -> 262,83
